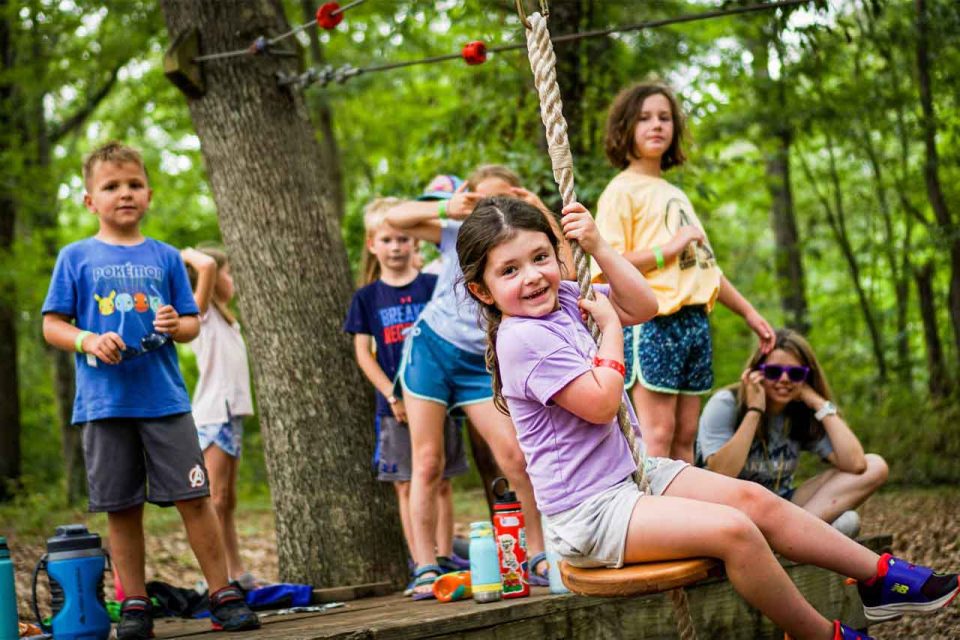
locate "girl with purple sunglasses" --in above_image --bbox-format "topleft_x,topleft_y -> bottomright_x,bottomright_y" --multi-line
697,329 -> 888,538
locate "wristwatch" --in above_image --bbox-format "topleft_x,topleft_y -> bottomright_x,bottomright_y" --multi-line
814,401 -> 837,421
387,395 -> 399,405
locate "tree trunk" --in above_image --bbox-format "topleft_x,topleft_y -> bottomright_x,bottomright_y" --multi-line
751,34 -> 809,333
300,0 -> 344,218
0,0 -> 21,501
914,262 -> 950,397
766,130 -> 809,333
159,0 -> 406,587
915,0 -> 960,363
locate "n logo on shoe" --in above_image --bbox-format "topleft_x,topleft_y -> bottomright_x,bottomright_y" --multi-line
891,583 -> 910,595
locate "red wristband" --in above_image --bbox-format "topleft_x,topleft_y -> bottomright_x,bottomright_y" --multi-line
593,357 -> 626,377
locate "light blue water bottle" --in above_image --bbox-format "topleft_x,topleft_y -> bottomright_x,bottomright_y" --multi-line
468,521 -> 501,603
0,537 -> 19,640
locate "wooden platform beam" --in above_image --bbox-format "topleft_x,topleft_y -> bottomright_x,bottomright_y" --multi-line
155,535 -> 892,640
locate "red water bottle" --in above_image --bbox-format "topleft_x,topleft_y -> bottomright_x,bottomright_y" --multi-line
491,477 -> 529,598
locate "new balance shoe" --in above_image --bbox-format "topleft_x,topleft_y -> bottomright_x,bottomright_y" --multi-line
832,620 -> 873,640
857,553 -> 960,621
209,585 -> 261,631
117,596 -> 154,640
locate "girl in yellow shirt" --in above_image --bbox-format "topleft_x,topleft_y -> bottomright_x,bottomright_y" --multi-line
592,82 -> 775,463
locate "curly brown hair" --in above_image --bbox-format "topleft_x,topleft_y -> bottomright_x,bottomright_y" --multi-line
604,82 -> 687,171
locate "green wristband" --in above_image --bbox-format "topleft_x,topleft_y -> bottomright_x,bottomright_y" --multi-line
437,200 -> 448,220
75,330 -> 93,353
653,245 -> 665,270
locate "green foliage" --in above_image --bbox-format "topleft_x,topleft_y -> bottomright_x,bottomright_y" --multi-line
5,0 -> 960,513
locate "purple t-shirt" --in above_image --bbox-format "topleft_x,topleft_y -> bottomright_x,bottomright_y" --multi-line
497,281 -> 639,515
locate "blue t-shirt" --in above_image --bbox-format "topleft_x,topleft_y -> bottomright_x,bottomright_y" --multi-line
42,237 -> 199,424
343,273 -> 438,416
416,220 -> 487,354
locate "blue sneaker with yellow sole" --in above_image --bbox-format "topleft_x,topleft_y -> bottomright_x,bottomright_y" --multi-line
856,553 -> 960,622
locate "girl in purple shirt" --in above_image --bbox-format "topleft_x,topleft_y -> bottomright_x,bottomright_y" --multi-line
455,196 -> 957,640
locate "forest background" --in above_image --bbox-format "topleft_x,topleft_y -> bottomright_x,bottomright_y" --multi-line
1,0 -> 958,522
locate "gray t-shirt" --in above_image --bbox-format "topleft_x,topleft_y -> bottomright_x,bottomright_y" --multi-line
416,220 -> 487,354
698,389 -> 834,497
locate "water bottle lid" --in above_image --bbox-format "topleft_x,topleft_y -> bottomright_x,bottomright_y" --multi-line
0,536 -> 8,559
469,521 -> 493,537
491,476 -> 518,506
47,524 -> 103,554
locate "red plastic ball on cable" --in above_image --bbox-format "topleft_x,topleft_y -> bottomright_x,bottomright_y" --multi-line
316,2 -> 344,30
462,41 -> 487,66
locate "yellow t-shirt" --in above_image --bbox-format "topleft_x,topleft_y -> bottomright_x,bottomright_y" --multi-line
591,170 -> 721,315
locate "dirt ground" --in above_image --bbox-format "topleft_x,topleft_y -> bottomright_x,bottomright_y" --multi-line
8,487 -> 960,639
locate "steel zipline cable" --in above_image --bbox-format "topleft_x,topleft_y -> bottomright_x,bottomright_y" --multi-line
192,0 -> 367,63
276,0 -> 811,89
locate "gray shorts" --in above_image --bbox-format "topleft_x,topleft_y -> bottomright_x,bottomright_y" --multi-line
82,412 -> 210,512
543,456 -> 688,569
375,415 -> 469,482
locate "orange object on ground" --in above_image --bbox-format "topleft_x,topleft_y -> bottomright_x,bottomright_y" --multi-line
433,571 -> 472,603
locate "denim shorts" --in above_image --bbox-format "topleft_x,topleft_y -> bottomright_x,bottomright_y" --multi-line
399,321 -> 493,409
543,457 -> 689,568
197,414 -> 244,458
635,306 -> 713,395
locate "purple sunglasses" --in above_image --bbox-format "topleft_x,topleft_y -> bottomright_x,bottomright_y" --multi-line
757,363 -> 810,383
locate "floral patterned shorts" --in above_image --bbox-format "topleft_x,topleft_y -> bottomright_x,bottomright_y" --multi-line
197,415 -> 244,458
628,305 -> 713,395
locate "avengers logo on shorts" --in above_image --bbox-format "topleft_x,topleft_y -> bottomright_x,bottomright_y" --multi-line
188,464 -> 206,488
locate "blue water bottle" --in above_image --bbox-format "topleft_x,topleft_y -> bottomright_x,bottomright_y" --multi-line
468,521 -> 502,603
31,525 -> 111,640
0,537 -> 19,640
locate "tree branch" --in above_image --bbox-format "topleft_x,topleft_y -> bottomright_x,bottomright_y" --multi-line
49,65 -> 122,144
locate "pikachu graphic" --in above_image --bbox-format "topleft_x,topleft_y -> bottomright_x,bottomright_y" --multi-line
94,290 -> 117,316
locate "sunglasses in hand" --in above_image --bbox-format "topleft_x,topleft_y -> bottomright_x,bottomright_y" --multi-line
756,363 -> 810,383
120,332 -> 170,361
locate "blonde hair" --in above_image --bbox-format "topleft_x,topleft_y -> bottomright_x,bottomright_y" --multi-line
466,164 -> 522,192
83,141 -> 148,188
185,246 -> 236,325
360,197 -> 403,285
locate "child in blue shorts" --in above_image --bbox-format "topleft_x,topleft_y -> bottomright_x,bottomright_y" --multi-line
592,83 -> 775,463
41,142 -> 258,639
343,197 -> 469,594
385,174 -> 550,599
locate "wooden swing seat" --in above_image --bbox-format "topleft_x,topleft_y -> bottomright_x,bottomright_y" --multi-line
560,557 -> 723,598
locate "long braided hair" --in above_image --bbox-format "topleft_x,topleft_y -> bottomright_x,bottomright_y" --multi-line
456,196 -> 562,415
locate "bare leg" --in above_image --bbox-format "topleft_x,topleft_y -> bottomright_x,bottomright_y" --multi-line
463,401 -> 544,558
669,394 -> 702,463
624,495 -> 835,640
630,384 -> 677,458
665,466 -> 879,581
176,496 -> 229,593
108,505 -> 147,597
436,479 -> 454,557
792,454 -> 889,522
204,445 -> 244,579
405,395 -> 448,594
394,481 -> 414,559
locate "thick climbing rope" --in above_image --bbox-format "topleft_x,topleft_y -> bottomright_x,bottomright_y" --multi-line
521,10 -> 697,640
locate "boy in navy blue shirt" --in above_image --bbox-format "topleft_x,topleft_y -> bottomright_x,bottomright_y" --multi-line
42,142 -> 258,639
